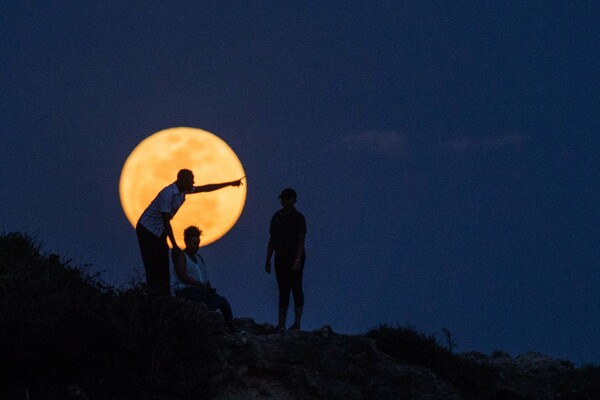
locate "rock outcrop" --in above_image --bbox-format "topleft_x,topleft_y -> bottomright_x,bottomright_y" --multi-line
210,318 -> 462,400
460,350 -> 576,399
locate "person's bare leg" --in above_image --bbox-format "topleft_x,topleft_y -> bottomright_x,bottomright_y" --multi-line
278,308 -> 287,331
288,306 -> 303,330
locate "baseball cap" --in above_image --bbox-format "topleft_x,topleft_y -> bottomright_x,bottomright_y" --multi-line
278,188 -> 297,199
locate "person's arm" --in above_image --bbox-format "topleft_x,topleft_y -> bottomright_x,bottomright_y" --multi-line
292,233 -> 305,271
161,213 -> 180,251
191,178 -> 244,194
173,251 -> 211,292
265,235 -> 274,273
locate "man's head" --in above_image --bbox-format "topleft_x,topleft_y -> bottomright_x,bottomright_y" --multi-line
176,169 -> 195,192
278,188 -> 297,208
183,225 -> 202,252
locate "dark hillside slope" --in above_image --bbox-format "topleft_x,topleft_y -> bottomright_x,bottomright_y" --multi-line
1,232 -> 599,400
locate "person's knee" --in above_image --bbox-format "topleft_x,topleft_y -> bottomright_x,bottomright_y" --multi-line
217,295 -> 230,307
294,296 -> 304,308
279,294 -> 291,309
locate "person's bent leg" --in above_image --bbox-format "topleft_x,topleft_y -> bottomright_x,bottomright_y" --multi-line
204,294 -> 235,332
175,287 -> 211,303
212,294 -> 233,322
178,289 -> 235,329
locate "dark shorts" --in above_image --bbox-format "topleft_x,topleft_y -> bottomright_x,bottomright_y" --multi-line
274,255 -> 305,309
175,286 -> 233,322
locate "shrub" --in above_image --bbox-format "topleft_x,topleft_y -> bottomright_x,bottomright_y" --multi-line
0,232 -> 223,399
557,365 -> 600,400
367,325 -> 512,400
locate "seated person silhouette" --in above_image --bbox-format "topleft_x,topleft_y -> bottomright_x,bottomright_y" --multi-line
171,226 -> 235,333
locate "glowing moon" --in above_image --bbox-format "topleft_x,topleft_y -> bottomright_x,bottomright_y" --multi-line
119,127 -> 246,247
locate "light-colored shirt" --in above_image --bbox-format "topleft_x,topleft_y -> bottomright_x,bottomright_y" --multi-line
171,251 -> 209,293
138,183 -> 187,237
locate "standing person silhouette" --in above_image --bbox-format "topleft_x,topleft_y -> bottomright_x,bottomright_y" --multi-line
265,188 -> 307,331
136,169 -> 243,296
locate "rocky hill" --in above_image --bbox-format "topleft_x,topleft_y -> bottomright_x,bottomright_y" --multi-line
209,319 -> 460,400
185,318 -> 593,400
1,232 -> 598,400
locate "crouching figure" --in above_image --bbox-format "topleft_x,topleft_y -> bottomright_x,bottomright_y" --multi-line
171,226 -> 235,333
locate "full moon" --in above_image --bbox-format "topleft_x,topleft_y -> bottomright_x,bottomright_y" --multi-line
119,127 -> 246,247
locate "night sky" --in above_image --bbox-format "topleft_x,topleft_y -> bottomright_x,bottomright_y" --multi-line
2,2 -> 599,364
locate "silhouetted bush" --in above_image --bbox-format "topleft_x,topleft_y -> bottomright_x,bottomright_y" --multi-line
368,325 -> 530,400
367,325 -> 454,372
369,324 -> 600,400
0,232 -> 223,399
556,365 -> 600,400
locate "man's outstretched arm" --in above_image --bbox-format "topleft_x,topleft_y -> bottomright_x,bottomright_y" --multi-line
191,178 -> 244,194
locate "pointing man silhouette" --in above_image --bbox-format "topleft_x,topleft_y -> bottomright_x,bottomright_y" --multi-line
136,169 -> 243,295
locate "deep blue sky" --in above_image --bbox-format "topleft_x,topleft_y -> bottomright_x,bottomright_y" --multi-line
2,2 -> 599,364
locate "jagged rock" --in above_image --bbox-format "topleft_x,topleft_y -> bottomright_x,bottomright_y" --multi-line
462,350 -> 574,375
515,351 -> 575,375
459,349 -> 576,400
208,319 -> 462,400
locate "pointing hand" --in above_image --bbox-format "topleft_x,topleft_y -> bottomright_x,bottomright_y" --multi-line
231,177 -> 244,187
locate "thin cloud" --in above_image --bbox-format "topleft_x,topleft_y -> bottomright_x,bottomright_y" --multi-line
443,133 -> 526,154
342,131 -> 407,156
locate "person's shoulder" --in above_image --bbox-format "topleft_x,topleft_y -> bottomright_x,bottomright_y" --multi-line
293,209 -> 306,230
293,208 -> 305,218
167,182 -> 180,193
158,182 -> 177,195
272,209 -> 284,219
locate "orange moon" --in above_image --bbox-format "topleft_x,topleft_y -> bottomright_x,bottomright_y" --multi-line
119,127 -> 246,247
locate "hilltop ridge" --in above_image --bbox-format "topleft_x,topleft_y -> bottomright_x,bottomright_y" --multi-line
1,232 -> 598,400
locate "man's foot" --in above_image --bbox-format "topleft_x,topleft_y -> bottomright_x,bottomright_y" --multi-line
287,323 -> 301,331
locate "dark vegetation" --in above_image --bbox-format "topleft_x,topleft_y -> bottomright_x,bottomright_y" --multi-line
1,232 -> 599,399
368,325 -> 514,399
368,323 -> 600,399
0,233 -> 223,399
